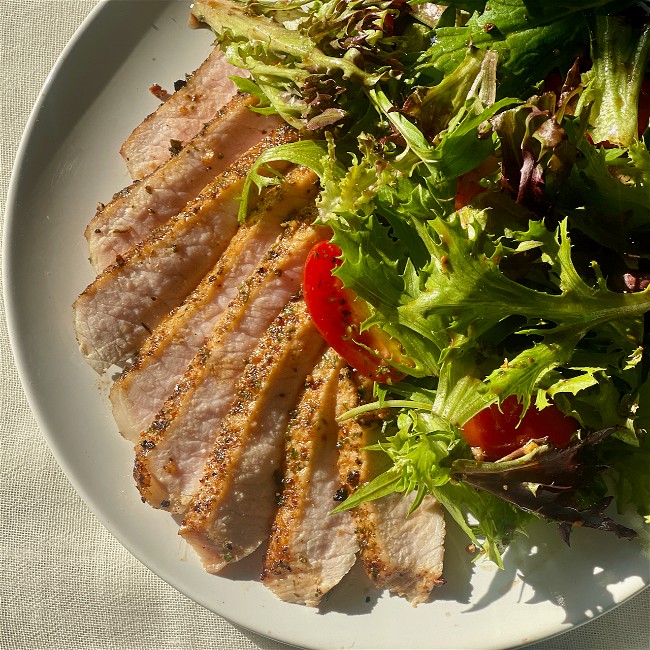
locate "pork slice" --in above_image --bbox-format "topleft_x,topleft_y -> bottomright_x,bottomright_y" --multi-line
110,168 -> 319,439
121,47 -> 243,180
134,223 -> 330,513
73,129 -> 301,374
261,349 -> 358,606
86,93 -> 283,271
336,368 -> 446,606
179,298 -> 328,573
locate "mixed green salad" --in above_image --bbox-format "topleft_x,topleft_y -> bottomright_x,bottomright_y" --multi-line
191,0 -> 650,565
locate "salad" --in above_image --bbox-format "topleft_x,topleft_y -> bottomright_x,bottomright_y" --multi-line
191,0 -> 650,566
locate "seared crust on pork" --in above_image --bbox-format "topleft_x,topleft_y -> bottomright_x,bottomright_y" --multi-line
336,367 -> 446,606
86,93 -> 282,271
110,167 -> 320,438
134,222 -> 330,512
73,126 -> 298,374
179,298 -> 327,573
121,47 -> 242,180
262,349 -> 358,606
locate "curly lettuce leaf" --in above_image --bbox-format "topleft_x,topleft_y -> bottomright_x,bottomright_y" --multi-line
450,428 -> 638,545
192,0 -> 389,127
236,139 -> 337,221
558,134 -> 650,254
334,396 -> 533,566
226,0 -> 650,555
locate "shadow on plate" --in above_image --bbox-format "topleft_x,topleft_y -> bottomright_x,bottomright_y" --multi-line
463,516 -> 648,626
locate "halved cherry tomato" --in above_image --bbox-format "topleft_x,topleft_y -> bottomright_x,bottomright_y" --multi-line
303,241 -> 408,383
462,395 -> 579,461
455,156 -> 498,210
455,173 -> 486,210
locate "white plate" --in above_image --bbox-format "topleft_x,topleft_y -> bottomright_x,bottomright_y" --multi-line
3,1 -> 649,648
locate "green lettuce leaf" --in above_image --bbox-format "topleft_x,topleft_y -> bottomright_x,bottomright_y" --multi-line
576,15 -> 650,147
222,0 -> 650,559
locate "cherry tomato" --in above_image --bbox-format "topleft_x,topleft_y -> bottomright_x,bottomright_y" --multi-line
455,173 -> 486,210
461,395 -> 579,461
455,156 -> 498,210
302,241 -> 408,383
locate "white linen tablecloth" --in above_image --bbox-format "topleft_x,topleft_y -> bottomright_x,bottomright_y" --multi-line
1,2 -> 648,649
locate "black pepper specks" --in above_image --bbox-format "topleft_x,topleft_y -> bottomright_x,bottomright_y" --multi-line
169,139 -> 183,156
333,487 -> 348,502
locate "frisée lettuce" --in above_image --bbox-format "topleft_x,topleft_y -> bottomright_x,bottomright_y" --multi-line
192,0 -> 650,564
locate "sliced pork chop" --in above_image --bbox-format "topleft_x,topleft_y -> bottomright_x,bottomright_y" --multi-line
261,349 -> 358,606
86,93 -> 283,271
110,169 -> 319,439
73,130 -> 302,374
121,47 -> 243,180
179,298 -> 327,573
134,223 -> 330,513
336,367 -> 446,606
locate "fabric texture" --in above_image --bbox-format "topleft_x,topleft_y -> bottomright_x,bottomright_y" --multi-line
0,2 -> 647,649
